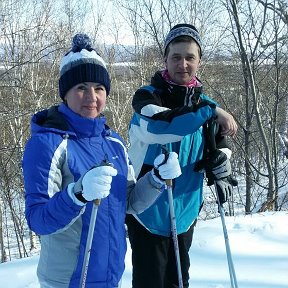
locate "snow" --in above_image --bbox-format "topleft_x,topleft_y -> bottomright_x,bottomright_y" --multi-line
0,212 -> 287,288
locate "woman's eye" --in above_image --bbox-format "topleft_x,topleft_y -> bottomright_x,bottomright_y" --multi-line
77,85 -> 86,90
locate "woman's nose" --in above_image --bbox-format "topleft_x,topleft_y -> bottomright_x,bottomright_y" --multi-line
87,88 -> 97,100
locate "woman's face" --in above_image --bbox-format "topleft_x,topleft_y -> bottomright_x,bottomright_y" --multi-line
64,82 -> 107,118
165,41 -> 201,85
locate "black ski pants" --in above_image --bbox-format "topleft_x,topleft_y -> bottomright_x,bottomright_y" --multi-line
126,214 -> 196,288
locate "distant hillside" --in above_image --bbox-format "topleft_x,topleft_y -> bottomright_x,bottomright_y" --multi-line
100,44 -> 137,63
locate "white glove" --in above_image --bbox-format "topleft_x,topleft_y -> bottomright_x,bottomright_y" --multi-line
152,152 -> 182,184
72,165 -> 117,203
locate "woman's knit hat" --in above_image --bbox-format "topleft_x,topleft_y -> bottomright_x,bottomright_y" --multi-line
164,24 -> 202,57
59,33 -> 110,99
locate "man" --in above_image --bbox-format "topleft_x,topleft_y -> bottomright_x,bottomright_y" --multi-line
126,24 -> 237,288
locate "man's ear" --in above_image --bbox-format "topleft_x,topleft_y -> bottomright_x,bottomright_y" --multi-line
197,58 -> 201,69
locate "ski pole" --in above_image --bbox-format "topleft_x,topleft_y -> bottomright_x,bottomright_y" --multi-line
162,145 -> 183,288
206,119 -> 238,288
80,199 -> 101,288
216,199 -> 238,288
79,160 -> 113,288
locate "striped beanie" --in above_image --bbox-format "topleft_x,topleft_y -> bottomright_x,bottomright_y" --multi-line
164,24 -> 202,57
59,33 -> 110,99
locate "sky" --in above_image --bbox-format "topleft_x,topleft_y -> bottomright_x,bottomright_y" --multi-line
0,211 -> 287,288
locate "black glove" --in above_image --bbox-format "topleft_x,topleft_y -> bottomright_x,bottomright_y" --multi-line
194,149 -> 231,185
215,176 -> 238,204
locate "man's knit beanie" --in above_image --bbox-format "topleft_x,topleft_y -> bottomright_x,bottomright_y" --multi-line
164,24 -> 203,56
59,33 -> 110,99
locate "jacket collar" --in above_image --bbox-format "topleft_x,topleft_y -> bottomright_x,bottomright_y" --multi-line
58,103 -> 106,138
31,103 -> 109,138
151,71 -> 203,109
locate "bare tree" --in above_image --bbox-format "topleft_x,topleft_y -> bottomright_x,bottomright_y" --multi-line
223,0 -> 288,212
111,0 -> 226,140
1,0 -> 287,262
0,0 -> 105,262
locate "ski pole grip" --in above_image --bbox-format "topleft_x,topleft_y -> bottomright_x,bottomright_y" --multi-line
94,199 -> 101,205
166,179 -> 173,187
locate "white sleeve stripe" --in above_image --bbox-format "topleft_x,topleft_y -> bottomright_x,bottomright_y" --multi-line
141,104 -> 170,117
48,138 -> 68,198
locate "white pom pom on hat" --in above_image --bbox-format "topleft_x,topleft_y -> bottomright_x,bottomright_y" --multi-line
59,33 -> 110,99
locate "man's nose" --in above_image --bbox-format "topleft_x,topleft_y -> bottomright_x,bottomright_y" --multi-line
179,58 -> 188,68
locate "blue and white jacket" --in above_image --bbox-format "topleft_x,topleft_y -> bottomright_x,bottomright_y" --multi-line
128,71 -> 223,237
23,103 -> 162,288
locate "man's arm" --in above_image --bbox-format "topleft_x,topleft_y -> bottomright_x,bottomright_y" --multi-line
215,107 -> 238,138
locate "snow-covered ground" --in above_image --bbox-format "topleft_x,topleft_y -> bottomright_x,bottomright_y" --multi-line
0,211 -> 287,288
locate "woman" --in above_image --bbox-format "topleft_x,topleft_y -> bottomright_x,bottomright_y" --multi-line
22,33 -> 181,288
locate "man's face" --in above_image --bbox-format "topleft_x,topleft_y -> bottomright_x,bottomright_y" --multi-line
165,41 -> 201,85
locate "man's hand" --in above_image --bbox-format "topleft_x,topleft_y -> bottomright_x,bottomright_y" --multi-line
152,152 -> 182,184
215,177 -> 233,204
215,107 -> 237,138
215,176 -> 238,204
194,149 -> 231,185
